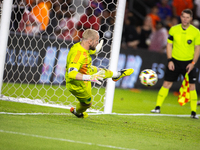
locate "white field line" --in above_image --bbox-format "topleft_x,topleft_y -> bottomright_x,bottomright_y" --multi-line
0,112 -> 198,117
0,130 -> 137,150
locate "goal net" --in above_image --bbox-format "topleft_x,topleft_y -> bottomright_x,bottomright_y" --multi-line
0,0 -> 119,112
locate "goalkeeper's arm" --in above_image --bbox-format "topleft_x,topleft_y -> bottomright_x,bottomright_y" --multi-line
68,68 -> 104,85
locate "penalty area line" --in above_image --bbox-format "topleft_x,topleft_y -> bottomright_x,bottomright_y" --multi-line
0,129 -> 137,150
89,113 -> 198,118
0,112 -> 197,118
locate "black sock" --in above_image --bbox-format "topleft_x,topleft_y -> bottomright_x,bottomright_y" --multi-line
155,106 -> 160,110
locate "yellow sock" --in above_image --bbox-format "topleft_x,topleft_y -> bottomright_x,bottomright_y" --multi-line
190,90 -> 198,112
156,86 -> 169,107
90,67 -> 113,79
76,102 -> 91,114
104,69 -> 113,78
99,68 -> 113,79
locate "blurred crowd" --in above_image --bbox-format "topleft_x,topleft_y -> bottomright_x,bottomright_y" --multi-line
1,0 -> 200,53
6,0 -> 116,43
122,0 -> 200,53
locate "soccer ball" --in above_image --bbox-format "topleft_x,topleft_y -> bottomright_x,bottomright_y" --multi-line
139,69 -> 158,86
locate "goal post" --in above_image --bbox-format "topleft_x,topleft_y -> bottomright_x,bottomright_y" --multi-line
104,0 -> 126,114
0,0 -> 13,94
0,0 -> 125,113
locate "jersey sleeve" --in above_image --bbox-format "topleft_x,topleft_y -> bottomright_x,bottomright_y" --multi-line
67,50 -> 85,79
68,50 -> 86,71
194,30 -> 200,46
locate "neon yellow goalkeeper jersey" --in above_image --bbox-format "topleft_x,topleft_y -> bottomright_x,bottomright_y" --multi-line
65,42 -> 97,99
167,24 -> 200,61
66,42 -> 92,79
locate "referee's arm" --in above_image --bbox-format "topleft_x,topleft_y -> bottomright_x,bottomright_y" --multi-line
186,45 -> 200,73
192,45 -> 200,65
166,43 -> 174,71
166,43 -> 173,60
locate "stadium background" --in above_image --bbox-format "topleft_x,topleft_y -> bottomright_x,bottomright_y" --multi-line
4,32 -> 200,93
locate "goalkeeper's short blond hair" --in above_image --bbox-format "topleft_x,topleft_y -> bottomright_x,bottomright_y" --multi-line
82,29 -> 99,41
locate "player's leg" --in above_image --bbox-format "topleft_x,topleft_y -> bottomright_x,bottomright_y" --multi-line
70,98 -> 92,118
112,68 -> 134,81
89,66 -> 114,78
189,70 -> 199,119
75,100 -> 92,114
90,66 -> 134,80
68,81 -> 92,118
190,89 -> 198,119
151,81 -> 172,113
151,62 -> 179,113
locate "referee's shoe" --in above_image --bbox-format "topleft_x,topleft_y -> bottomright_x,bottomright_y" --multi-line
151,106 -> 160,113
191,111 -> 199,119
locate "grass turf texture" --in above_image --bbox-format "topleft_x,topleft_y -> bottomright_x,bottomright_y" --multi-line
0,88 -> 200,150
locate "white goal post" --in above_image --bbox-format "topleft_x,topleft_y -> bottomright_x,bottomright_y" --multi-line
104,0 -> 126,113
0,0 -> 13,95
0,0 -> 126,113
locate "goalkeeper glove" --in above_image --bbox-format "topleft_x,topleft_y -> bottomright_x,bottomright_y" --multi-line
95,39 -> 104,55
82,73 -> 104,85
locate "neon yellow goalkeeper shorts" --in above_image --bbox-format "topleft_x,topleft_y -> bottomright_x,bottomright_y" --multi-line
66,80 -> 92,104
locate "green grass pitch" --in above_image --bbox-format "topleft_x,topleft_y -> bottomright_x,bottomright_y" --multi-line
0,87 -> 200,150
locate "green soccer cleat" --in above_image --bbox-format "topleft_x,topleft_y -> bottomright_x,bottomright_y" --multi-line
70,107 -> 88,118
112,68 -> 134,82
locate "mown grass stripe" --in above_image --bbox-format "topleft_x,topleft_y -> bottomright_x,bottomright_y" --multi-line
0,130 -> 137,150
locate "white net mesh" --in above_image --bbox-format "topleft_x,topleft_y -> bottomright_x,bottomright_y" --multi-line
1,0 -> 118,112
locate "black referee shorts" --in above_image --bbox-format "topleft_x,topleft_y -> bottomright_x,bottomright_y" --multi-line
164,58 -> 197,83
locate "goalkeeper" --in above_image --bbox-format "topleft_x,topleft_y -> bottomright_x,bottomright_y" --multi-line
65,29 -> 134,118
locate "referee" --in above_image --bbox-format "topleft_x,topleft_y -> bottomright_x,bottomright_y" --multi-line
151,9 -> 200,119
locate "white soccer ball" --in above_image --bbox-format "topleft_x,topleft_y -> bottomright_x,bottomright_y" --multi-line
139,69 -> 158,86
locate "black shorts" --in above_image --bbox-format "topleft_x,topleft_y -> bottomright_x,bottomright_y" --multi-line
164,58 -> 197,83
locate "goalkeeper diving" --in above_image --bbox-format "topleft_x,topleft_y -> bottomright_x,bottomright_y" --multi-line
65,29 -> 134,118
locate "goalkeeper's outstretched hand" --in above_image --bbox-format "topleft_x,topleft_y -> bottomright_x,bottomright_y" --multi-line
95,39 -> 104,55
83,73 -> 104,85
